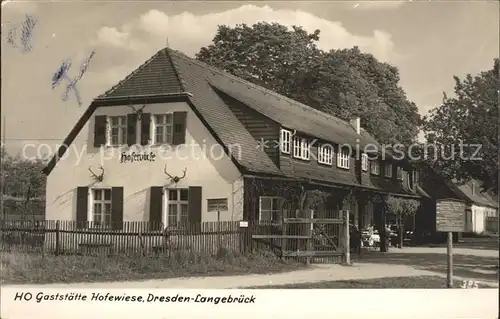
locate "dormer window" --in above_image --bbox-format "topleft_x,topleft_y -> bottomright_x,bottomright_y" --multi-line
152,114 -> 173,145
318,144 -> 334,165
337,147 -> 350,169
293,136 -> 310,160
397,166 -> 403,180
361,154 -> 368,171
280,129 -> 292,154
384,163 -> 393,178
371,160 -> 380,175
412,170 -> 419,184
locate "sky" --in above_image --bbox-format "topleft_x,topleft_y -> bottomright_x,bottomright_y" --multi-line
1,0 -> 498,158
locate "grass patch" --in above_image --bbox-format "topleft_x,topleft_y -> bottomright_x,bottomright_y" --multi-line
246,276 -> 488,289
0,248 -> 307,285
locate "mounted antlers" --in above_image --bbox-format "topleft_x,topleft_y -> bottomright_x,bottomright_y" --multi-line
127,105 -> 146,120
88,165 -> 104,182
164,165 -> 187,184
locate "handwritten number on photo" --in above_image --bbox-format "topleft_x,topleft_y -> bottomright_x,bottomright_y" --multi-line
52,51 -> 96,106
460,280 -> 479,289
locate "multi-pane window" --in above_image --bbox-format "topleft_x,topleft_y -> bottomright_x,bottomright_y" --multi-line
397,166 -> 403,180
292,136 -> 310,160
318,144 -> 334,165
371,160 -> 380,175
167,189 -> 189,227
108,116 -> 127,146
153,114 -> 173,144
337,147 -> 350,169
361,154 -> 368,171
92,189 -> 112,228
280,129 -> 291,154
259,196 -> 281,223
384,163 -> 393,178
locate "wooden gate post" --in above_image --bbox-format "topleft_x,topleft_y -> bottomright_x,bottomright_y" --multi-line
239,220 -> 251,254
55,220 -> 60,256
344,210 -> 351,265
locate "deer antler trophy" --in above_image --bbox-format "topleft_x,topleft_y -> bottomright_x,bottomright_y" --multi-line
127,105 -> 146,121
88,165 -> 104,182
164,165 -> 187,184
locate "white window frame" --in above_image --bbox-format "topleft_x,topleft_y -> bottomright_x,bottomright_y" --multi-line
318,144 -> 334,165
384,163 -> 393,178
361,154 -> 368,171
107,115 -> 127,146
89,188 -> 112,228
151,113 -> 174,145
336,147 -> 350,169
371,160 -> 380,175
412,170 -> 419,184
292,136 -> 310,160
259,196 -> 281,223
397,166 -> 403,180
280,129 -> 291,154
164,188 -> 189,227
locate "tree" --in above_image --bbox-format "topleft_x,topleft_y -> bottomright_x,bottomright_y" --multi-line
197,22 -> 421,145
385,196 -> 420,248
423,59 -> 499,195
1,148 -> 46,221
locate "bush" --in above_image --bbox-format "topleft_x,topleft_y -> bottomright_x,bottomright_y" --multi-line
1,248 -> 306,285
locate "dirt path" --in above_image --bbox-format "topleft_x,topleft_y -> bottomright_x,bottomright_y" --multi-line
4,247 -> 497,289
389,247 -> 498,258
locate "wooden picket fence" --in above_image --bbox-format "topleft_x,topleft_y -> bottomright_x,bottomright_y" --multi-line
0,220 -> 241,257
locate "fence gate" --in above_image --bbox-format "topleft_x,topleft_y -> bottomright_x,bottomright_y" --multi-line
250,210 -> 349,264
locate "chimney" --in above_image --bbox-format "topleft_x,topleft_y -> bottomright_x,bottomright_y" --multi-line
350,117 -> 361,134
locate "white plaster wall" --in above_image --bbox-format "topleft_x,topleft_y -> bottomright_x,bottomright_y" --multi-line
45,102 -> 244,223
470,205 -> 498,233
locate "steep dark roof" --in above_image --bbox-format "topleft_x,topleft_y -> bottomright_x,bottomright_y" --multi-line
209,76 -> 373,149
97,50 -> 184,98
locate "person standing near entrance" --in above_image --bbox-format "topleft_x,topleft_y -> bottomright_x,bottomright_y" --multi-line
384,224 -> 391,251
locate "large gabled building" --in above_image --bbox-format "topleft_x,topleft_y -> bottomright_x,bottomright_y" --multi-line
42,48 -> 421,230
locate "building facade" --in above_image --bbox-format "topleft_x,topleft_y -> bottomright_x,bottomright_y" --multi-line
43,48 -> 422,232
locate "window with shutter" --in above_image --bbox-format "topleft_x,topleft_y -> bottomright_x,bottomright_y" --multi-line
384,163 -> 393,178
107,116 -> 127,146
172,112 -> 187,145
76,187 -> 89,229
93,116 -> 107,147
152,114 -> 174,145
149,186 -> 163,230
140,113 -> 151,145
166,188 -> 189,227
91,188 -> 112,228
